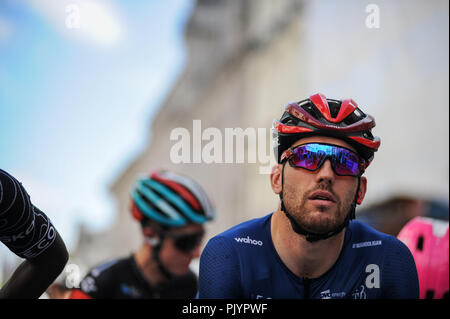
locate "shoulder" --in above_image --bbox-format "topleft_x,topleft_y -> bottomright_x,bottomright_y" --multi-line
201,213 -> 271,261
86,257 -> 130,281
200,214 -> 271,271
348,220 -> 419,298
202,214 -> 270,256
348,220 -> 388,238
212,213 -> 271,243
348,220 -> 415,260
198,215 -> 272,299
79,257 -> 130,297
349,220 -> 412,254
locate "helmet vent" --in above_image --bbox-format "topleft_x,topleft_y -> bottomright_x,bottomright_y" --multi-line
328,101 -> 340,119
343,108 -> 366,126
286,115 -> 299,126
354,109 -> 363,117
363,131 -> 374,139
299,101 -> 313,113
425,290 -> 435,299
417,235 -> 424,251
137,187 -> 172,220
300,101 -> 325,121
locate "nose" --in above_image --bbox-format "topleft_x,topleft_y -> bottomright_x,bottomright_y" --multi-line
315,159 -> 335,184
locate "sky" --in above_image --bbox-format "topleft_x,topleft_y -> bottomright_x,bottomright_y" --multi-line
0,0 -> 195,252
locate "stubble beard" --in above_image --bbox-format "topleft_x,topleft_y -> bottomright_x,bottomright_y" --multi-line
283,182 -> 355,235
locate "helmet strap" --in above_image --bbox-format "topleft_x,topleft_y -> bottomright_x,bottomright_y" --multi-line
279,160 -> 360,242
145,237 -> 160,246
147,233 -> 174,281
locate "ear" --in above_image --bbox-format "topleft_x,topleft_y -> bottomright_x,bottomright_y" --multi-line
270,164 -> 283,195
357,176 -> 367,205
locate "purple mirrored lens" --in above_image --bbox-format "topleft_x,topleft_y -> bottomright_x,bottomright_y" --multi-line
291,146 -> 322,170
332,149 -> 360,175
290,143 -> 360,176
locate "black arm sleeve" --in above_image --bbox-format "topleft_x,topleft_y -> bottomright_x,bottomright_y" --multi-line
0,169 -> 57,259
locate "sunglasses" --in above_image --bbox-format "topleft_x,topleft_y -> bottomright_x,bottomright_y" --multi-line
281,143 -> 364,177
165,230 -> 205,253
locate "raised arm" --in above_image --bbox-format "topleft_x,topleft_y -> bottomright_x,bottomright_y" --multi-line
0,169 -> 68,298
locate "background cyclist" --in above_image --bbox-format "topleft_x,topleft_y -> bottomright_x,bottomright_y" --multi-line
70,169 -> 214,298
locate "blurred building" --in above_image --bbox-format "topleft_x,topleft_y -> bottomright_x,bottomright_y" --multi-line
72,0 -> 449,272
358,196 -> 449,236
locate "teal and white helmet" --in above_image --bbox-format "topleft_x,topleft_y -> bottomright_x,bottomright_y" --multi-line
130,170 -> 215,228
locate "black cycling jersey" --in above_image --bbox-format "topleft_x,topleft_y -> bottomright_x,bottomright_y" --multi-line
75,255 -> 198,299
0,168 -> 56,259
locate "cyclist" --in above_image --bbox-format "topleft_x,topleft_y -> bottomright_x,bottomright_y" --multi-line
71,170 -> 214,298
0,168 -> 68,298
398,216 -> 449,299
197,93 -> 419,299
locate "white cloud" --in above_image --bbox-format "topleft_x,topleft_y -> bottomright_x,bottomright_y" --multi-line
29,0 -> 124,47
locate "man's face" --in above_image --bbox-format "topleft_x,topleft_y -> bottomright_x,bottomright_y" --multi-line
272,136 -> 367,235
158,223 -> 205,276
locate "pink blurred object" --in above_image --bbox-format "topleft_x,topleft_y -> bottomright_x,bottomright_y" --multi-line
398,216 -> 449,299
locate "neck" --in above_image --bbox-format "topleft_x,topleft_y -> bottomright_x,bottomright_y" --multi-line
271,209 -> 346,279
133,243 -> 166,286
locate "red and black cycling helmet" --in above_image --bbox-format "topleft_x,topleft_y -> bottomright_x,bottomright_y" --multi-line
273,93 -> 381,168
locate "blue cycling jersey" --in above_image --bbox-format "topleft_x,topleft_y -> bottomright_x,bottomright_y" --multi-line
197,213 -> 419,299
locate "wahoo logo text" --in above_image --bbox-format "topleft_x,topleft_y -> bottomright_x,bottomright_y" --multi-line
234,236 -> 263,246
